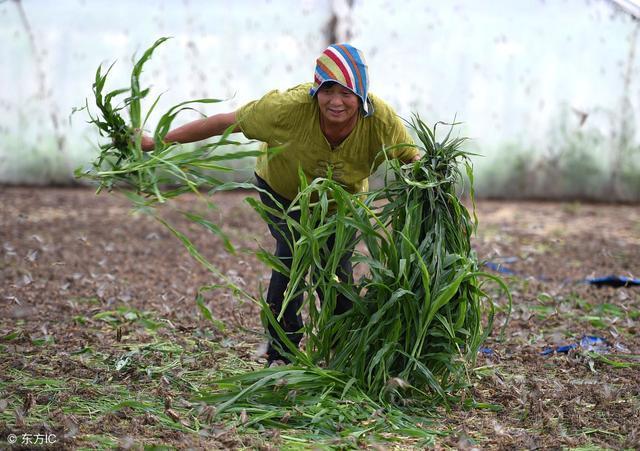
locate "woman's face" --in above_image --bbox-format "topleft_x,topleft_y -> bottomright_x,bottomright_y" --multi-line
316,83 -> 360,127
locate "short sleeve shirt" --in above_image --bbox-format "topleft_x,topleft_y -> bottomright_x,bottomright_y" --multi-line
236,83 -> 417,201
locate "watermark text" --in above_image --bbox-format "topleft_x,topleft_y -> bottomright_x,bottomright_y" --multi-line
7,432 -> 57,446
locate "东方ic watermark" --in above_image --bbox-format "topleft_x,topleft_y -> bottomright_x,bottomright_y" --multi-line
7,432 -> 57,446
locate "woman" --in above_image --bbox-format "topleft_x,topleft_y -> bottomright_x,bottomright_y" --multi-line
142,44 -> 419,364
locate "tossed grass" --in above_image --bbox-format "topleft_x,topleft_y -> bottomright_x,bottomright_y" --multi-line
75,36 -> 268,203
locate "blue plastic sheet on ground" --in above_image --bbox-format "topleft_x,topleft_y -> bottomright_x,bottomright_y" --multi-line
483,261 -> 517,275
483,260 -> 638,288
586,275 -> 640,287
541,335 -> 609,356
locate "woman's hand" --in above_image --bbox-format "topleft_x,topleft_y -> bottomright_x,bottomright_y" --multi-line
140,134 -> 155,152
127,128 -> 156,152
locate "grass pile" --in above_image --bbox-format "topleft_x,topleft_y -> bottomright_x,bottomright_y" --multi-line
255,118 -> 512,398
77,37 -> 510,445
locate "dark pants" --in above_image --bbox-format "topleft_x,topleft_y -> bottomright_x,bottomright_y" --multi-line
255,175 -> 354,362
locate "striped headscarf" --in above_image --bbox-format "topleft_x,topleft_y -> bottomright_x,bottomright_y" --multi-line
309,43 -> 373,117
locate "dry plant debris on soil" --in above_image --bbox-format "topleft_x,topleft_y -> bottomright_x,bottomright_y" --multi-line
1,187 -> 639,449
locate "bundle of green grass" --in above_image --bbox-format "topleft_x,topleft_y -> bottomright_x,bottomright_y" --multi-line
76,37 -> 265,202
245,117 -> 509,400
80,38 -> 510,444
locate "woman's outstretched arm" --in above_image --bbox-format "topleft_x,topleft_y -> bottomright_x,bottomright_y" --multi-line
141,112 -> 240,151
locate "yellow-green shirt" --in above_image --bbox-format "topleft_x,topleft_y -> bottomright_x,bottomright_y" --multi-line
236,83 -> 417,201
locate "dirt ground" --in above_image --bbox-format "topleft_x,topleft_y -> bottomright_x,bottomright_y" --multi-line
1,186 -> 639,449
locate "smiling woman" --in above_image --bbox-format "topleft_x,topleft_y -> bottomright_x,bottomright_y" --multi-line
316,82 -> 360,148
141,43 -> 419,364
